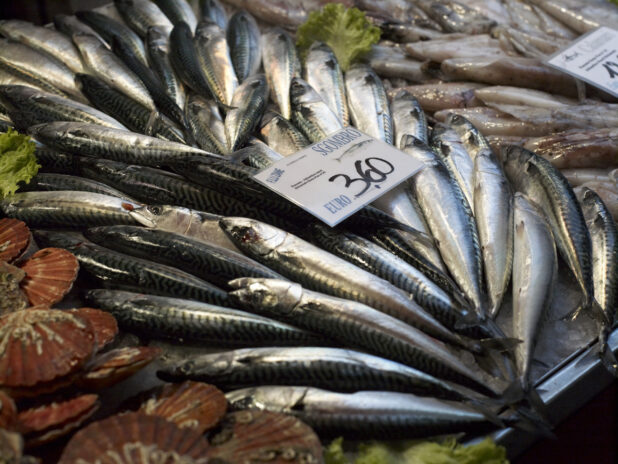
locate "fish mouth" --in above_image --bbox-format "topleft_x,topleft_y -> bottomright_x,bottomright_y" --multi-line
129,209 -> 156,228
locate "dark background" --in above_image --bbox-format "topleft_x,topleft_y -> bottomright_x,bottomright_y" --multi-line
1,1 -> 617,463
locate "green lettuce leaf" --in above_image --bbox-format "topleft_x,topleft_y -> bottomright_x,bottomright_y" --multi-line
0,128 -> 40,198
296,3 -> 381,71
324,437 -> 509,464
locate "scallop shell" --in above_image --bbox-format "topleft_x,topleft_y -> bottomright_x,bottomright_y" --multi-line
206,410 -> 324,464
140,382 -> 227,434
58,412 -> 210,464
77,346 -> 161,391
0,261 -> 28,316
0,218 -> 29,263
16,394 -> 99,448
0,391 -> 17,429
19,248 -> 79,306
70,307 -> 118,350
0,309 -> 96,392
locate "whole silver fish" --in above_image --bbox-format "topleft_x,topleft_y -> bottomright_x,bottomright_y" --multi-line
473,150 -> 513,318
512,193 -> 556,390
345,63 -> 393,144
130,204 -> 240,252
114,0 -> 173,38
229,278 -> 504,396
261,28 -> 301,120
73,33 -> 156,112
54,14 -> 108,46
29,122 -> 210,167
391,90 -> 428,148
185,93 -> 228,154
200,0 -> 227,30
0,19 -> 84,74
22,173 -> 137,202
225,74 -> 269,151
227,11 -> 261,82
259,111 -> 309,156
194,20 -> 239,106
86,289 -> 322,346
226,386 -> 496,439
0,39 -> 84,102
446,113 -> 494,161
290,77 -> 343,143
430,123 -> 475,210
153,0 -> 198,30
220,217 -> 474,349
163,346 -> 483,403
146,26 -> 185,109
502,145 -> 595,316
402,135 -> 485,316
0,85 -> 127,131
304,42 -> 349,126
0,191 -> 141,227
578,188 -> 618,332
0,64 -> 64,97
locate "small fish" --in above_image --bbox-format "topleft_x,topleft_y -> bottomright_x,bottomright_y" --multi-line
259,111 -> 309,156
261,28 -> 301,120
146,25 -> 186,109
185,93 -> 228,154
391,90 -> 428,148
86,289 -> 322,346
290,77 -> 342,143
387,82 -> 484,113
225,74 -> 269,151
114,0 -> 173,38
20,173 -> 137,202
153,0 -> 198,30
200,0 -> 227,30
227,11 -> 261,82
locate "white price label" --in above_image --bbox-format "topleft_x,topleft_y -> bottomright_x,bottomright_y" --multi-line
253,128 -> 423,227
547,26 -> 618,98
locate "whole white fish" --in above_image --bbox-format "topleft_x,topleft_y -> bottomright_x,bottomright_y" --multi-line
512,193 -> 557,390
388,82 -> 484,113
405,35 -> 506,62
475,86 -> 579,109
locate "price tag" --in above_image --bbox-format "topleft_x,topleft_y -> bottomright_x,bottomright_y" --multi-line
253,128 -> 423,227
547,27 -> 618,98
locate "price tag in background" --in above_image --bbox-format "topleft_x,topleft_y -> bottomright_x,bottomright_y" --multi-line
547,26 -> 618,98
253,128 -> 423,227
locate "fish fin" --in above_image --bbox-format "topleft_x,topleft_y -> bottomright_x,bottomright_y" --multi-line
466,399 -> 505,428
478,337 -> 522,353
500,380 -> 525,404
145,110 -> 159,136
504,406 -> 555,439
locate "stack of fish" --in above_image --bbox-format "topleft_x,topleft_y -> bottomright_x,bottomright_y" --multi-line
0,0 -> 616,441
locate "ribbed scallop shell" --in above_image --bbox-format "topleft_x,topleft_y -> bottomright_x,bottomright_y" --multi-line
0,309 -> 96,391
59,412 -> 210,464
70,307 -> 118,350
0,218 -> 29,263
206,410 -> 323,464
16,394 -> 99,448
0,391 -> 17,429
140,382 -> 227,434
19,248 -> 79,306
77,346 -> 161,391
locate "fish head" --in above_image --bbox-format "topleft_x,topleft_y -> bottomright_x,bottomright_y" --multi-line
228,278 -> 302,315
218,217 -> 285,256
32,230 -> 87,250
129,205 -> 186,229
289,77 -> 316,105
446,113 -> 475,137
146,25 -> 168,48
173,351 -> 237,380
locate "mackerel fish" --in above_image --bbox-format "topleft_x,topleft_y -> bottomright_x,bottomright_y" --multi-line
153,0 -> 198,30
290,77 -> 343,143
227,11 -> 261,83
200,0 -> 227,30
225,74 -> 269,151
34,230 -> 230,307
229,278 -> 505,397
21,173 -> 137,202
87,289 -> 323,346
147,25 -> 186,109
185,93 -> 228,154
391,89 -> 428,148
114,0 -> 173,38
259,111 -> 309,156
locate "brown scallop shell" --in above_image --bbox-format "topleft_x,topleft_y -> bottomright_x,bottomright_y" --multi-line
0,391 -> 17,429
140,382 -> 227,434
70,307 -> 118,350
0,260 -> 28,316
77,346 -> 161,391
18,248 -> 79,306
58,412 -> 210,464
0,309 -> 96,391
0,218 -> 29,263
206,410 -> 324,464
16,394 -> 99,448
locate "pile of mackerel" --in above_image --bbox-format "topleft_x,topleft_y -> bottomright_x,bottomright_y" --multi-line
0,0 -> 617,441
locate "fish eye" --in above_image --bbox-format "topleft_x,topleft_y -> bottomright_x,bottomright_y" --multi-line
148,205 -> 163,215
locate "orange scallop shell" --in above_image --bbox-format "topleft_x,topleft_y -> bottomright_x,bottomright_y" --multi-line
59,412 -> 210,464
70,307 -> 118,350
206,410 -> 324,464
0,391 -> 17,429
77,346 -> 161,391
0,309 -> 96,390
140,382 -> 227,434
0,218 -> 30,263
19,248 -> 79,307
16,394 -> 99,448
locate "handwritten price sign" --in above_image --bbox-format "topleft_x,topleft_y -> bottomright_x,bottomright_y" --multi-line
254,128 -> 423,227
